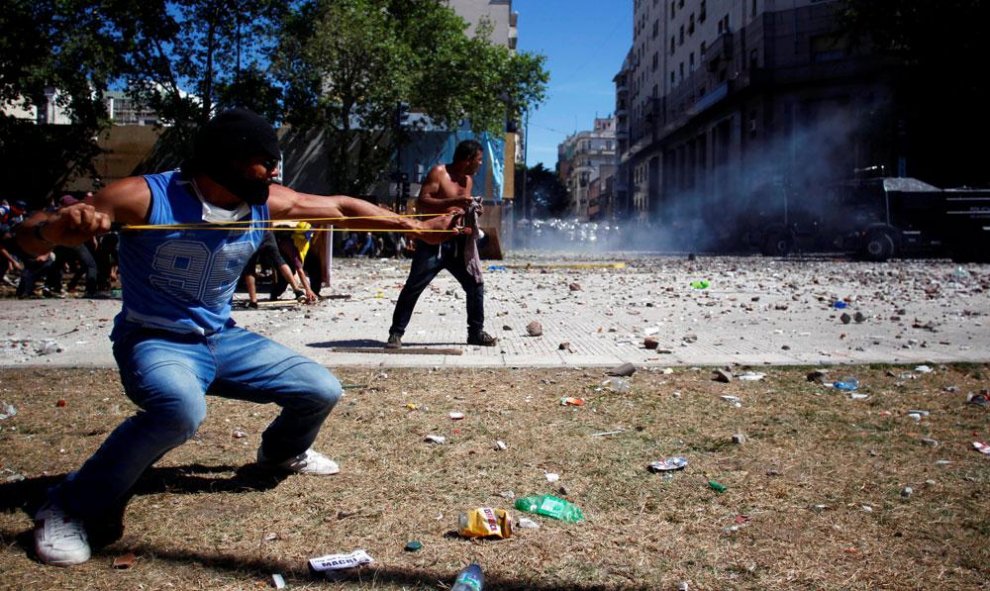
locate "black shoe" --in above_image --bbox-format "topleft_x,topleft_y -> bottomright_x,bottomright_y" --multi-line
467,331 -> 498,347
247,300 -> 259,309
385,333 -> 402,349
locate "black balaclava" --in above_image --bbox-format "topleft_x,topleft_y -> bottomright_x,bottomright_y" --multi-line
192,108 -> 280,205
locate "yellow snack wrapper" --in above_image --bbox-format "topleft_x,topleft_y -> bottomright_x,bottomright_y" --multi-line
458,507 -> 512,539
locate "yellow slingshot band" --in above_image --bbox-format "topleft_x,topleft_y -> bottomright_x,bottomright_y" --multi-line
122,213 -> 456,234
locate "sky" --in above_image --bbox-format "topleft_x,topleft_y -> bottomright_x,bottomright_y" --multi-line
513,0 -> 633,168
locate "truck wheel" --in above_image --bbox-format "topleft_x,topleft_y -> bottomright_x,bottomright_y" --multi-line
762,232 -> 793,257
863,230 -> 895,261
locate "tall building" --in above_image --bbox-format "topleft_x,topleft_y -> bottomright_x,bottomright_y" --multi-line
446,0 -> 518,51
558,116 -> 617,220
617,0 -> 891,245
613,50 -> 634,219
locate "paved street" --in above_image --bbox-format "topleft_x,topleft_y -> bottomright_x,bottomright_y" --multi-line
1,253 -> 988,369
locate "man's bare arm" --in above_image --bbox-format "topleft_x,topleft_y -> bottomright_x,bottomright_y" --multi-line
267,184 -> 459,244
416,165 -> 474,213
15,177 -> 149,257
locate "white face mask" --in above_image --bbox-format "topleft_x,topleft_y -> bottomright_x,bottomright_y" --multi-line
189,179 -> 251,224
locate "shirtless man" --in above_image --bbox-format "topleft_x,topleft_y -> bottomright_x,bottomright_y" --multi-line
16,108 -> 456,566
385,139 -> 497,348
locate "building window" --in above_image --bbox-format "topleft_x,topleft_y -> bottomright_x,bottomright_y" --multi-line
679,24 -> 684,45
751,0 -> 757,17
749,48 -> 758,69
689,14 -> 695,34
670,36 -> 676,55
701,41 -> 706,56
700,0 -> 706,21
652,52 -> 659,71
670,71 -> 675,85
679,62 -> 684,80
811,34 -> 848,62
689,52 -> 694,68
653,19 -> 659,38
671,3 -> 675,18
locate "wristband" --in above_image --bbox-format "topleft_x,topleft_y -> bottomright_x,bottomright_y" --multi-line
33,221 -> 55,246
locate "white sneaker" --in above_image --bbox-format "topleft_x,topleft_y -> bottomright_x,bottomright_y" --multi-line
34,502 -> 91,566
257,448 -> 339,475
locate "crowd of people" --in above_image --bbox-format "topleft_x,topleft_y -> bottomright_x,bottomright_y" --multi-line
1,194 -> 119,299
340,230 -> 413,259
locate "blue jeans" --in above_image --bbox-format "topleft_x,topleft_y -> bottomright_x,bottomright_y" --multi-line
52,325 -> 341,519
389,238 -> 485,338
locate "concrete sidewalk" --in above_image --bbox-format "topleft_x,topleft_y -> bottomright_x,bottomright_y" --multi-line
2,254 -> 988,369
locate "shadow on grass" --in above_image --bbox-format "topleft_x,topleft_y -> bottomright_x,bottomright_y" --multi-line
0,463 -> 288,517
0,469 -> 653,590
0,527 -> 656,591
2,463 -> 291,564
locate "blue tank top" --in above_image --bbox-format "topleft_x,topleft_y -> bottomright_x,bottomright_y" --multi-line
111,171 -> 267,340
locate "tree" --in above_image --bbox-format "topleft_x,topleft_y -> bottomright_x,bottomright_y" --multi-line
276,0 -> 415,195
274,0 -> 548,195
0,0 -> 126,202
517,163 -> 569,218
110,0 -> 288,161
0,0 -> 290,200
839,0 -> 990,186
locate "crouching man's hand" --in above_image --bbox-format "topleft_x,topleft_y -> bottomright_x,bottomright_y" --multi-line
18,204 -> 112,256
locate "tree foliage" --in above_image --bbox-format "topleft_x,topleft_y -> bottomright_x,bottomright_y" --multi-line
517,163 -> 569,218
108,0 -> 288,160
0,0 -> 126,202
274,0 -> 548,194
1,0 -> 548,199
1,0 -> 289,198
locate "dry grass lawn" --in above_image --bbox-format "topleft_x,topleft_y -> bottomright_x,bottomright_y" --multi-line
1,364 -> 989,590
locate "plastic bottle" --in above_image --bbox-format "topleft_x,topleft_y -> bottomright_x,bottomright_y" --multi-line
833,378 -> 859,391
602,377 -> 630,393
451,563 -> 484,591
513,495 -> 585,522
708,479 -> 727,493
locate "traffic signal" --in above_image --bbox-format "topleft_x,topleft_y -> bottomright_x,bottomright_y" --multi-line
400,172 -> 410,197
396,101 -> 410,128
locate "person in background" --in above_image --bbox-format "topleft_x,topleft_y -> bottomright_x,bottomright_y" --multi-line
385,140 -> 496,349
0,224 -> 23,286
273,221 -> 318,303
357,232 -> 375,257
241,230 -> 306,308
44,196 -> 99,298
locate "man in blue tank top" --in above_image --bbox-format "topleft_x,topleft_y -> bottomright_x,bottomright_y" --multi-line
15,108 -> 459,567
